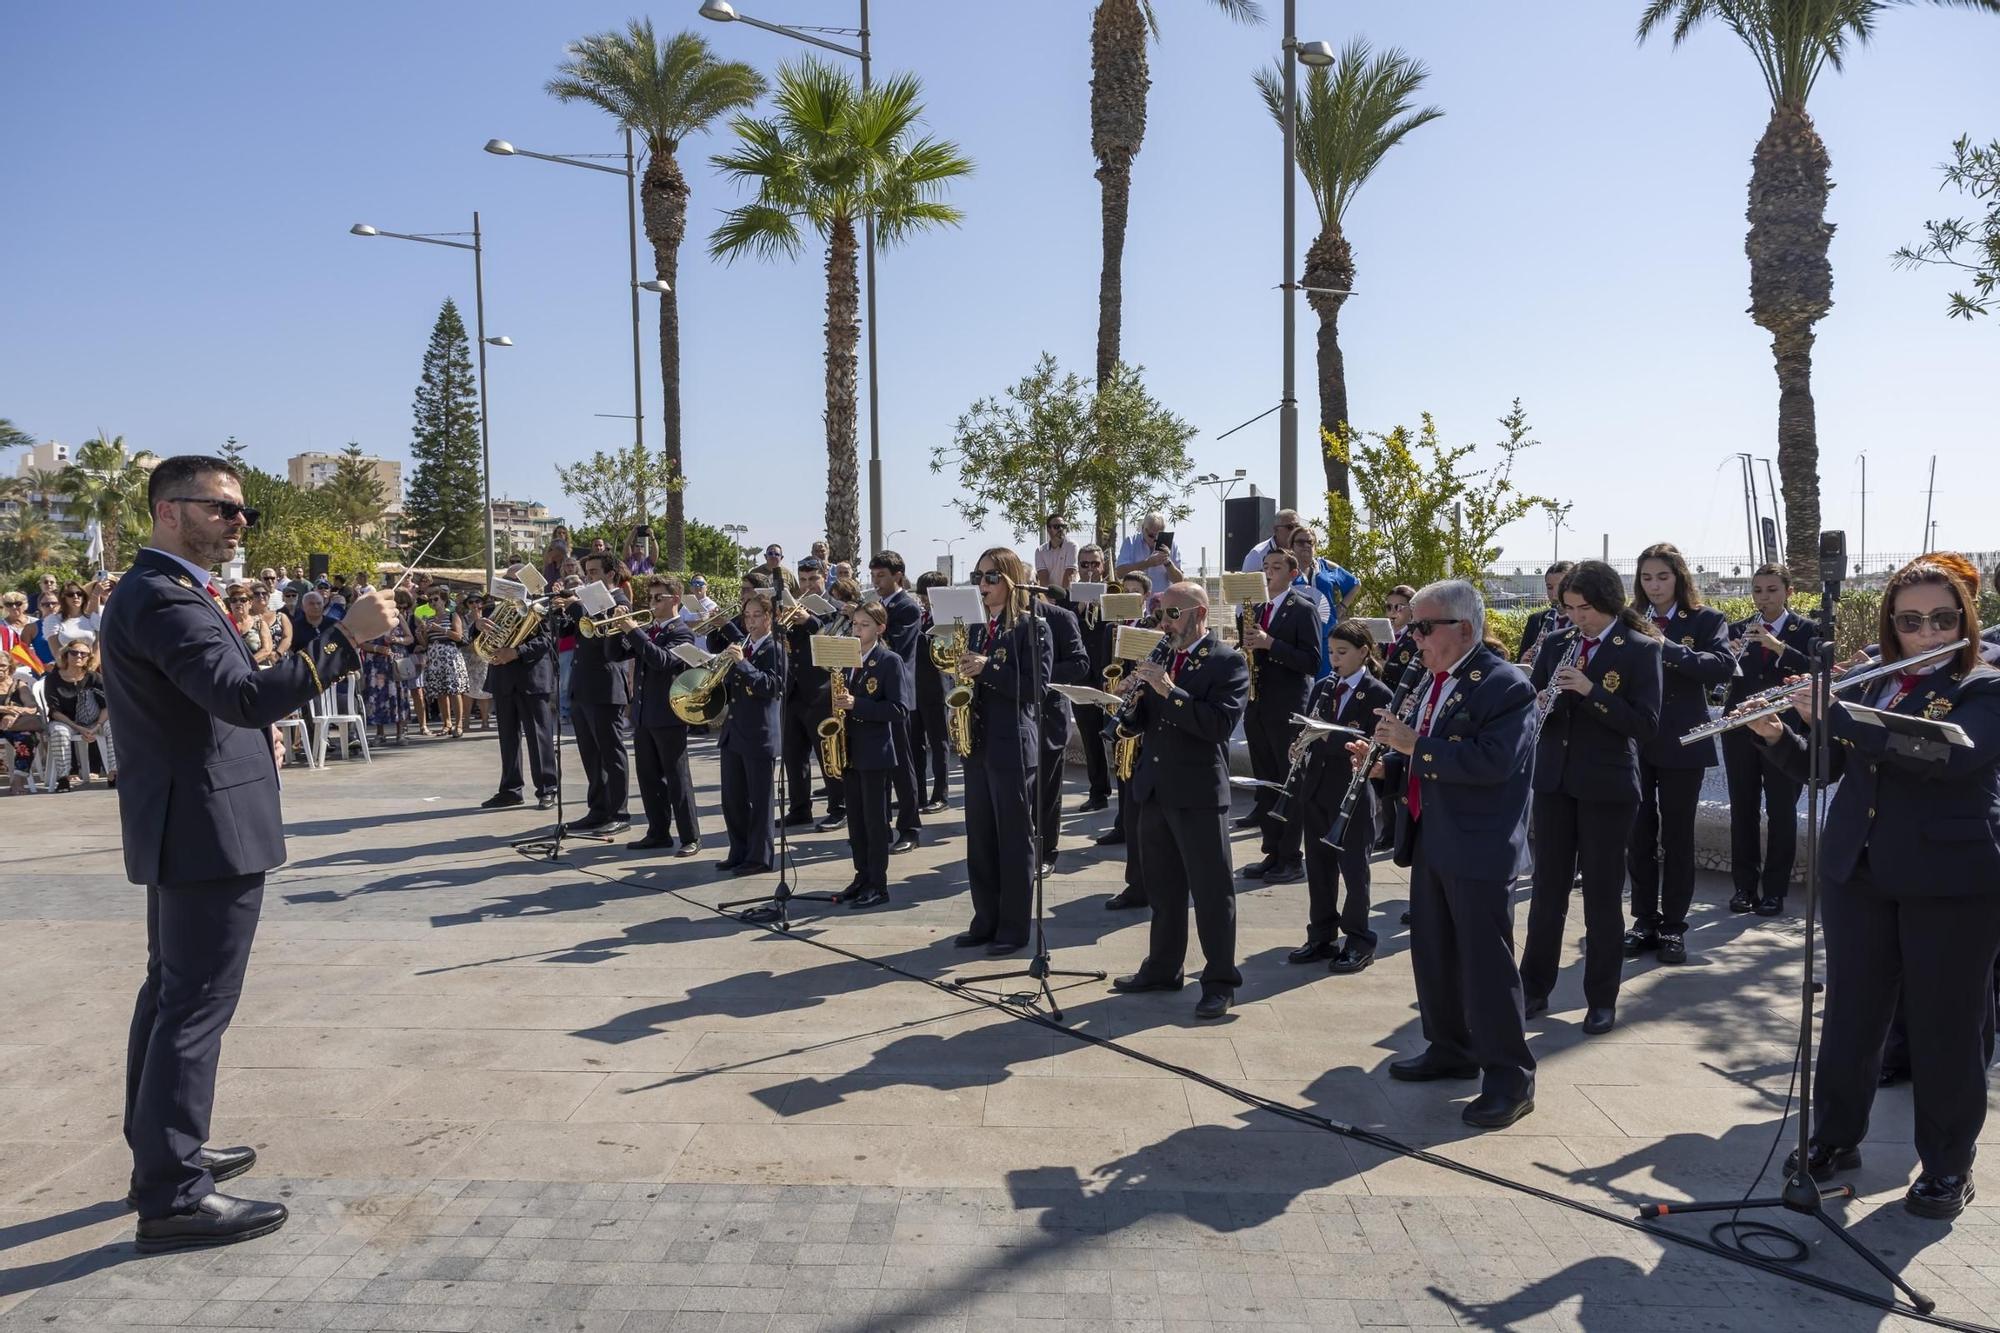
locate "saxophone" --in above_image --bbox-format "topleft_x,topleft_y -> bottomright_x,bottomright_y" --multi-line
941,618 -> 976,759
1111,636 -> 1175,782
818,665 -> 850,779
1242,603 -> 1261,702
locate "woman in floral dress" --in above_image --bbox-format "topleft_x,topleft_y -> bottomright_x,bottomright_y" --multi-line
362,588 -> 416,745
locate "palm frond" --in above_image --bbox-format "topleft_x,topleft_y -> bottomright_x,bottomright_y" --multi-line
708,202 -> 805,264
1256,39 -> 1443,225
548,19 -> 765,152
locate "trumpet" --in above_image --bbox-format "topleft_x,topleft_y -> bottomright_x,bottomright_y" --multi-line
775,601 -> 812,629
685,606 -> 733,639
1679,638 -> 1968,745
579,606 -> 654,638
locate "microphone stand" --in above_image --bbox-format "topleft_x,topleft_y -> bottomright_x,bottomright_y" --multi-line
950,592 -> 1105,1021
515,603 -> 610,859
1634,642 -> 1934,1315
724,636 -> 837,930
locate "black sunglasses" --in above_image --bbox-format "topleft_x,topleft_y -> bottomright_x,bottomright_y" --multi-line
1161,605 -> 1190,621
225,596 -> 249,604
1410,618 -> 1465,636
170,496 -> 260,527
975,571 -> 1008,585
1893,608 -> 1962,634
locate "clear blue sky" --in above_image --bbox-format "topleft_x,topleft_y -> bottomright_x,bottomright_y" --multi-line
3,1 -> 1992,576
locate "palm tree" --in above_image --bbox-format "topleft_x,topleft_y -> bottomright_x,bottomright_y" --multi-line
1090,0 -> 1263,543
0,418 -> 32,454
22,467 -> 64,518
710,57 -> 973,562
0,509 -> 71,569
549,21 -> 766,572
1254,41 -> 1442,505
1639,0 -> 1999,583
58,435 -> 155,571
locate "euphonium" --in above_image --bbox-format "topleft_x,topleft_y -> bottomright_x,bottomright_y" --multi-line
668,644 -> 738,726
471,598 -> 543,660
818,667 -> 850,779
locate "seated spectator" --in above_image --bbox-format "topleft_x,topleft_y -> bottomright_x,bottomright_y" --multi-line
0,591 -> 32,657
226,583 -> 276,666
2,667 -> 47,795
45,636 -> 113,791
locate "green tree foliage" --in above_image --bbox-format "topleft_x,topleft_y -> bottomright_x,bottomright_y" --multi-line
322,442 -> 389,538
1894,134 -> 2000,321
404,298 -> 487,567
684,518 -> 748,580
58,435 -> 155,570
0,511 -> 79,573
219,435 -> 249,471
555,447 -> 684,537
234,465 -> 385,575
0,419 -> 33,453
931,353 -> 1196,543
1322,399 -> 1559,612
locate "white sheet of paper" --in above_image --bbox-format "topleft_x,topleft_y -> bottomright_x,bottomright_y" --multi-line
799,593 -> 836,616
928,586 -> 986,628
491,576 -> 530,604
575,580 -> 615,616
1360,617 -> 1393,645
1052,683 -> 1124,708
670,642 -> 713,667
516,565 -> 548,595
810,635 -> 865,669
1068,581 -> 1108,605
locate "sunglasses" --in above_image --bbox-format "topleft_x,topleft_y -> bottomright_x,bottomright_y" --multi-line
169,496 -> 261,527
1410,618 -> 1465,636
975,571 -> 1008,585
1160,606 -> 1189,621
225,596 -> 249,604
1893,608 -> 1962,634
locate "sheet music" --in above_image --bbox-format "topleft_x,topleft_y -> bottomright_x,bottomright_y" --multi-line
1359,617 -> 1393,645
1052,683 -> 1124,708
491,576 -> 530,605
516,564 -> 548,595
799,593 -> 837,615
1068,581 -> 1108,605
810,635 -> 865,669
1219,572 -> 1267,608
575,580 -> 615,616
1099,592 -> 1146,621
670,643 -> 713,668
1113,624 -> 1167,661
927,585 -> 985,628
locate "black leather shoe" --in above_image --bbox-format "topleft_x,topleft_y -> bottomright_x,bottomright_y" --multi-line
480,791 -> 524,809
1524,993 -> 1550,1018
1400,910 -> 1412,925
832,879 -> 865,904
782,811 -> 815,827
716,858 -> 745,872
953,931 -> 994,949
1728,891 -> 1756,913
1880,1065 -> 1911,1088
1622,926 -> 1659,958
595,819 -> 631,837
1756,896 -> 1785,917
135,1192 -> 287,1252
1077,796 -> 1109,813
1195,991 -> 1233,1020
1657,933 -> 1688,965
850,886 -> 890,909
1239,859 -> 1273,881
127,1146 -> 257,1209
630,835 -> 672,850
890,835 -> 920,854
816,814 -> 848,832
1462,1090 -> 1535,1130
1094,829 -> 1127,847
1287,940 -> 1335,965
1784,1142 -> 1862,1183
1261,861 -> 1304,886
1327,943 -> 1375,975
1581,1005 -> 1616,1035
536,793 -> 556,810
566,815 -> 611,833
1111,972 -> 1185,993
1388,1052 -> 1479,1082
920,798 -> 950,814
1104,892 -> 1147,910
1231,814 -> 1264,831
1906,1172 -> 1976,1219
731,861 -> 772,876
985,939 -> 1026,956
676,841 -> 701,858
1039,860 -> 1058,878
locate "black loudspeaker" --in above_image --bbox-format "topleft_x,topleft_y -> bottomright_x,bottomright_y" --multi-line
1223,495 -> 1276,572
308,552 -> 330,581
1818,530 -> 1847,585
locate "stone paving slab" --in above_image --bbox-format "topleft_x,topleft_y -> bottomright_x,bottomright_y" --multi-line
0,731 -> 1991,1330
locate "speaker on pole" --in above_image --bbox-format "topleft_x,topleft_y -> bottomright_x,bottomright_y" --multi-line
1223,495 -> 1275,573
307,552 -> 331,581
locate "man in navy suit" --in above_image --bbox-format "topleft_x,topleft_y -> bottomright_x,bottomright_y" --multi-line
102,455 -> 401,1250
1370,580 -> 1538,1129
558,552 -> 635,835
480,564 -> 558,811
1238,550 -> 1327,883
622,577 -> 703,856
717,591 -> 786,874
870,551 -> 925,851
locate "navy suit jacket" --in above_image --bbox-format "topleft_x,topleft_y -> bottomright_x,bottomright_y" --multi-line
1248,587 -> 1322,716
840,645 -> 907,770
101,549 -> 359,886
915,608 -> 947,708
1384,629 -> 1421,678
484,608 -> 556,698
1725,611 -> 1820,707
782,611 -> 827,706
623,618 -> 695,732
1529,623 -> 1662,803
1639,605 -> 1733,768
882,588 -> 923,697
1762,664 -> 2000,897
561,595 -> 633,706
1128,631 -> 1250,810
1385,643 -> 1536,879
1299,669 -> 1395,824
719,634 -> 785,759
1038,602 -> 1090,752
968,612 -> 1050,777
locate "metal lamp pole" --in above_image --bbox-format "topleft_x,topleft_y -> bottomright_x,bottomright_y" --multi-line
1276,9 -> 1336,512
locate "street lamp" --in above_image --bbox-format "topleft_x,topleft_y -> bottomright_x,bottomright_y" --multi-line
1193,469 -> 1249,578
702,0 -> 887,560
350,215 -> 510,585
1276,6 -> 1336,513
486,131 -> 671,536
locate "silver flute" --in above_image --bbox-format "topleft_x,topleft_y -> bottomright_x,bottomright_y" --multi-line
1679,638 -> 1969,745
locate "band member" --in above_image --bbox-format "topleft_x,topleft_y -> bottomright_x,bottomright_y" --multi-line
955,548 -> 1051,954
833,602 -> 906,908
560,553 -> 635,835
106,455 -> 399,1248
621,577 -> 702,855
1290,621 -> 1393,973
1368,579 -> 1537,1128
1516,562 -> 1575,664
705,572 -> 769,651
1110,582 -> 1250,1020
1722,563 -> 1818,915
481,565 -> 558,812
1070,545 -> 1115,813
1623,542 -> 1733,965
1747,560 -> 1998,1219
911,571 -> 954,813
1377,585 -> 1420,853
1519,561 -> 1663,1036
716,591 -> 785,874
1237,550 -> 1324,883
813,576 -> 866,829
869,551 -> 924,852
779,559 -> 831,828
1100,574 -> 1156,909
1028,587 -> 1090,872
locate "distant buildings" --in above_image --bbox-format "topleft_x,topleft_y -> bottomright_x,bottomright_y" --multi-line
286,450 -> 404,541
489,497 -> 561,559
9,440 -> 159,546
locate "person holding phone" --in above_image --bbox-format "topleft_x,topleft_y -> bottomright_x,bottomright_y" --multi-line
1113,512 -> 1183,606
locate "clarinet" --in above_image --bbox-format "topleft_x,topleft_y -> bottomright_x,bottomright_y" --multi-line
1529,630 -> 1584,738
1322,658 -> 1429,852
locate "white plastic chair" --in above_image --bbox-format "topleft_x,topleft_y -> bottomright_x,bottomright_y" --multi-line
25,675 -> 62,793
275,712 -> 315,770
311,674 -> 370,764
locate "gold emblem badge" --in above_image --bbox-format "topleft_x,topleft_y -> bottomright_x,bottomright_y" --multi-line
1603,671 -> 1622,693
1468,669 -> 1483,682
994,647 -> 1007,663
865,675 -> 879,696
1611,635 -> 1626,646
1924,696 -> 1954,721
174,575 -> 194,589
1681,636 -> 1695,647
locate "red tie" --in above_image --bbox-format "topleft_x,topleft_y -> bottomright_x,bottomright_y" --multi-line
1406,671 -> 1450,821
1653,615 -> 1671,635
1260,601 -> 1275,631
984,617 -> 998,648
1171,650 -> 1189,679
1886,674 -> 1925,710
1330,681 -> 1348,718
1576,638 -> 1599,670
205,581 -> 221,600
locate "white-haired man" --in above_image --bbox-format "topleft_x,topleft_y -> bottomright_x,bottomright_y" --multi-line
1114,512 -> 1183,604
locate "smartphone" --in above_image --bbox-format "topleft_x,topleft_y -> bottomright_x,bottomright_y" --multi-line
1154,531 -> 1175,552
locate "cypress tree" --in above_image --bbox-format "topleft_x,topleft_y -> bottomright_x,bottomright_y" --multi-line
404,298 -> 485,565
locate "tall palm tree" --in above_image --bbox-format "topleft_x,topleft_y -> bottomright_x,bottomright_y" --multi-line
1639,0 -> 1999,583
710,57 -> 972,562
0,418 -> 32,454
1090,0 -> 1263,543
23,467 -> 64,518
1255,41 -> 1442,505
0,509 -> 71,569
549,20 -> 766,572
58,435 -> 155,570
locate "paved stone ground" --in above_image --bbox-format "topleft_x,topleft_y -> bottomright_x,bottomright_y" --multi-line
2,730 -> 1995,1331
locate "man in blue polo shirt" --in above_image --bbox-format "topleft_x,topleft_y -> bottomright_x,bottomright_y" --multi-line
1288,527 -> 1358,677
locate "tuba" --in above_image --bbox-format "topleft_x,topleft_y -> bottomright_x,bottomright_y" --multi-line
818,666 -> 850,779
471,598 -> 544,660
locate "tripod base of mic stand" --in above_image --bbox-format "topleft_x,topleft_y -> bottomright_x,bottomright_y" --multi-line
720,882 -> 840,932
1638,1175 -> 1935,1314
511,827 -> 613,861
949,950 -> 1107,1023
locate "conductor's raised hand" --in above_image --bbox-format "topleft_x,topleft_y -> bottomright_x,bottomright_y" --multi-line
339,588 -> 401,644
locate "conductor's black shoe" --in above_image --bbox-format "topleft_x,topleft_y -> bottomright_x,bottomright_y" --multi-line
629,835 -> 673,850
1524,993 -> 1550,1018
1287,940 -> 1335,965
1231,813 -> 1264,830
1657,933 -> 1688,965
1239,859 -> 1273,880
1104,891 -> 1147,911
815,813 -> 847,832
127,1146 -> 257,1209
480,791 -> 524,809
1327,943 -> 1375,975
1756,896 -> 1785,917
1581,1005 -> 1616,1035
1906,1173 -> 1975,1219
1784,1143 -> 1862,1183
1194,991 -> 1233,1020
1388,1052 -> 1479,1082
1077,796 -> 1109,813
595,819 -> 630,837
566,815 -> 611,832
676,841 -> 701,858
920,798 -> 950,814
1261,861 -> 1304,886
1621,925 -> 1660,958
1094,828 -> 1126,847
890,835 -> 920,854
135,1192 -> 287,1252
985,939 -> 1026,956
1880,1065 -> 1911,1087
1728,891 -> 1756,913
1462,1090 -> 1535,1130
953,931 -> 994,949
782,811 -> 815,827
850,886 -> 890,909
1111,972 -> 1185,993
536,793 -> 556,810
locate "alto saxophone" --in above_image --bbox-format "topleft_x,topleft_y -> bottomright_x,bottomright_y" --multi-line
1111,637 -> 1175,782
1243,603 -> 1261,702
937,618 -> 975,759
818,665 -> 850,779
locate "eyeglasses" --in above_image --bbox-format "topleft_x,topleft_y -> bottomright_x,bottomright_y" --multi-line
1160,606 -> 1189,621
650,593 -> 674,603
975,571 -> 1008,585
168,496 -> 260,527
1410,618 -> 1466,636
39,601 -> 58,610
1893,608 -> 1962,634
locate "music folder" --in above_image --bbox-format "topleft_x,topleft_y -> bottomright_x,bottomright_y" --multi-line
810,635 -> 865,669
1069,581 -> 1108,605
670,643 -> 713,668
1837,702 -> 1972,759
927,585 -> 985,629
1219,572 -> 1267,609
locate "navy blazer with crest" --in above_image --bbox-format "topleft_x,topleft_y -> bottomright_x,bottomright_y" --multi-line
101,549 -> 360,886
1384,628 -> 1421,678
1298,667 -> 1396,824
1529,621 -> 1663,804
1725,610 -> 1821,707
881,587 -> 924,697
839,644 -> 907,771
484,605 -> 556,698
560,593 -> 634,706
719,634 -> 786,759
781,609 -> 827,705
1038,601 -> 1091,752
1637,604 -> 1733,768
1127,630 -> 1251,810
623,617 -> 695,733
967,611 -> 1051,776
1384,642 -> 1537,878
1248,586 -> 1323,715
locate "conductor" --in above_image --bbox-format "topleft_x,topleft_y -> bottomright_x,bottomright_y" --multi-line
102,455 -> 402,1250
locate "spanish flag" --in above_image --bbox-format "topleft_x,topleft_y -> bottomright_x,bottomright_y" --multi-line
7,642 -> 44,675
